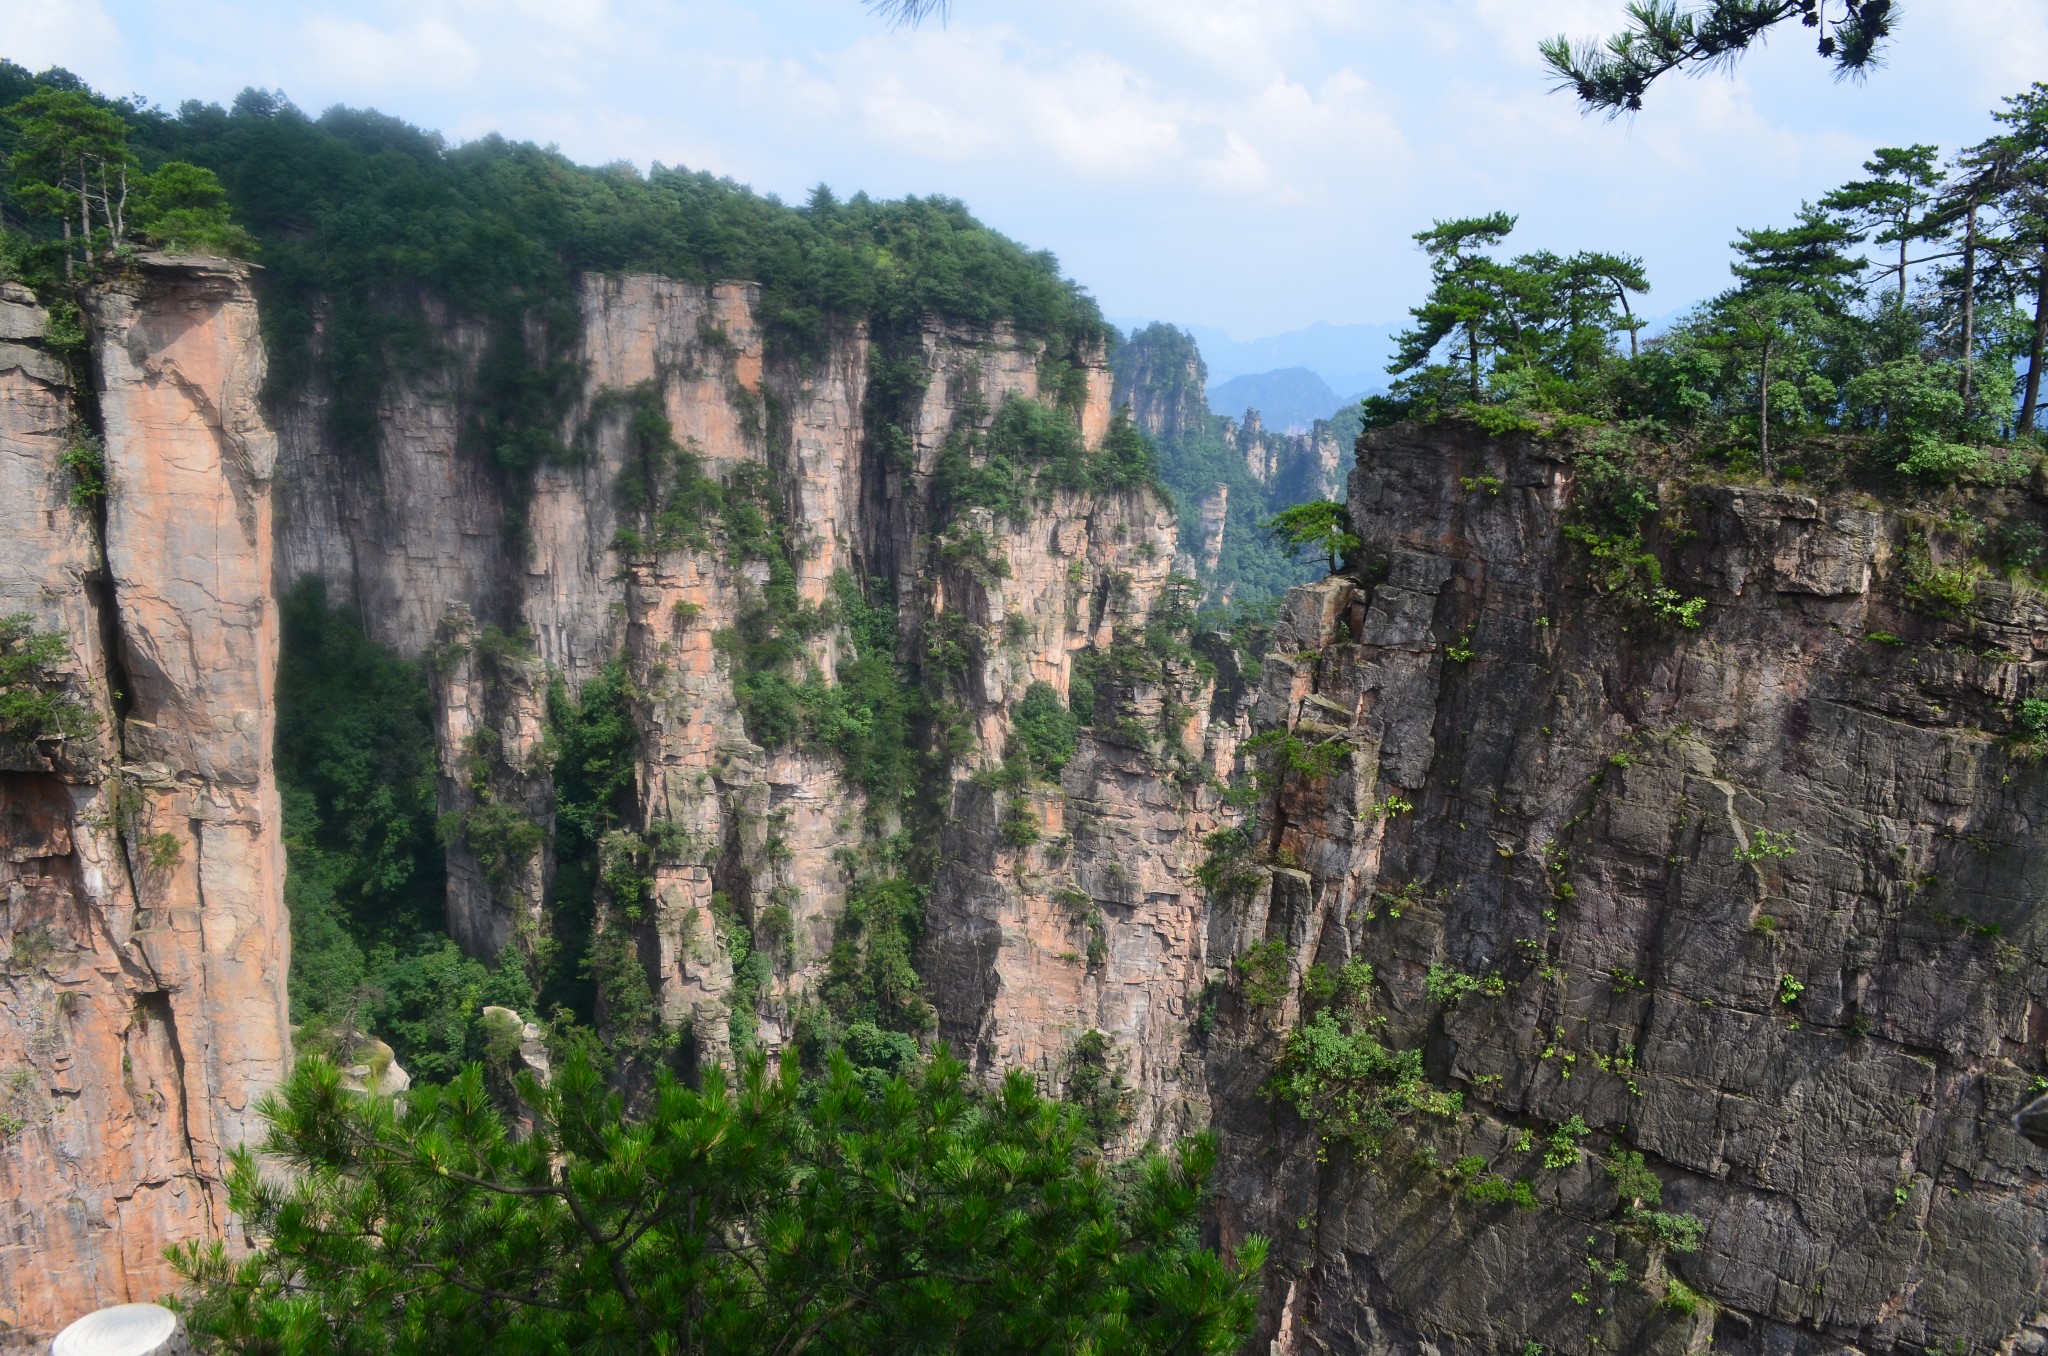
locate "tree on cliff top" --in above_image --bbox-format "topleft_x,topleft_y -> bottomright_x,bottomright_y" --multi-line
3,83 -> 250,275
1542,1 -> 1901,115
172,1045 -> 1265,1356
1264,500 -> 1360,575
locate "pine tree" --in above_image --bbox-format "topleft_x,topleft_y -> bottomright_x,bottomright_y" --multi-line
1820,144 -> 1945,307
173,1047 -> 1267,1355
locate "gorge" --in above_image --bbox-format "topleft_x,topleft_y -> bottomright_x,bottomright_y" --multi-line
2,71 -> 2048,1356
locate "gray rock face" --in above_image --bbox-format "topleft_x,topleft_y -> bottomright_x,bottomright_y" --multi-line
1203,418 -> 2048,1354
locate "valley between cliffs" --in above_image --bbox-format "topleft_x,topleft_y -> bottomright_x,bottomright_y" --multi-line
2,257 -> 2046,1356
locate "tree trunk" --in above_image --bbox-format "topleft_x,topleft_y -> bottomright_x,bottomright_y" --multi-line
1468,328 -> 1480,402
1960,205 -> 1978,415
1758,338 -> 1772,473
62,218 -> 73,281
114,162 -> 128,246
1619,288 -> 1638,360
2022,254 -> 2048,437
78,157 -> 91,266
1897,230 -> 1909,307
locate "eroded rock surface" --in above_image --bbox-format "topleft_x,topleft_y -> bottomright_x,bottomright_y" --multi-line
1206,419 -> 2048,1355
0,260 -> 287,1336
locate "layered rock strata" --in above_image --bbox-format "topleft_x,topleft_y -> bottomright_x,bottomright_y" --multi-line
1207,418 -> 2048,1355
0,260 -> 288,1336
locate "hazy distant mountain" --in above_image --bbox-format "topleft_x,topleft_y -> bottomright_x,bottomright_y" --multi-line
1206,368 -> 1347,434
1124,319 -> 1402,396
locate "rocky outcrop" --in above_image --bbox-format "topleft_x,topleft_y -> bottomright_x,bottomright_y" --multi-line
1224,408 -> 1345,505
272,274 -> 1218,1111
1205,417 -> 2048,1355
1197,484 -> 1229,577
1112,323 -> 1208,450
0,260 -> 288,1336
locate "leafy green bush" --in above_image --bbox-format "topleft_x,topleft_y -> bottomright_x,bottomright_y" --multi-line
57,432 -> 105,507
1268,1008 -> 1461,1154
0,613 -> 92,752
1543,1114 -> 1590,1169
1842,358 -> 1980,480
1901,537 -> 1981,616
1013,680 -> 1079,776
1464,1173 -> 1540,1208
1235,939 -> 1292,1009
1424,962 -> 1507,1005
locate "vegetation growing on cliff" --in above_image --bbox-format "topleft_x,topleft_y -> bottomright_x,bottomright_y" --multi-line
174,1046 -> 1266,1355
276,580 -> 534,1079
0,613 -> 93,757
933,393 -> 1165,526
1268,961 -> 1461,1155
1366,83 -> 2048,489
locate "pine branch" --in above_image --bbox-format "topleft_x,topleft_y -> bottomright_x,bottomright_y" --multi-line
1544,1 -> 1899,116
863,0 -> 948,28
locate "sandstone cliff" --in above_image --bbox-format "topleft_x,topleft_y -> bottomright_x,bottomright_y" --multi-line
0,260 -> 288,1336
12,252 -> 2048,1356
273,274 -> 1241,1141
1204,417 -> 2048,1355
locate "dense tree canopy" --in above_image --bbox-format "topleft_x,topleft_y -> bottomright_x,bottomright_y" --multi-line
0,61 -> 1108,478
173,1047 -> 1265,1356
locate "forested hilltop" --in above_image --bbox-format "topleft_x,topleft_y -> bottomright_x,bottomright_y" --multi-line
0,63 -> 1109,481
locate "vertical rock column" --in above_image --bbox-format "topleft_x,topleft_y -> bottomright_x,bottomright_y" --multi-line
85,257 -> 291,1216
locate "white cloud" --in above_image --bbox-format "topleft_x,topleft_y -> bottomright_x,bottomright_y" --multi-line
42,0 -> 2048,334
2,0 -> 126,83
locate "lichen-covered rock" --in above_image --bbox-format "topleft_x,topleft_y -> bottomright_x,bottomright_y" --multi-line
1206,417 -> 2048,1355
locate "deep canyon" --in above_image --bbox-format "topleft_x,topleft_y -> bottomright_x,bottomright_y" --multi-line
2,242 -> 2047,1355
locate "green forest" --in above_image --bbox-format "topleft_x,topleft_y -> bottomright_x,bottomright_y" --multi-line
1113,323 -> 1358,605
1363,84 -> 2048,479
0,61 -> 1109,498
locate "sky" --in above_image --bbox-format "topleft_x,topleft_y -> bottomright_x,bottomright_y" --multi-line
5,0 -> 2047,343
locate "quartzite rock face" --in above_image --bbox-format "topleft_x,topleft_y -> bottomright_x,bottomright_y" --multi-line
1205,418 -> 2048,1355
272,275 -> 1227,1122
0,260 -> 288,1337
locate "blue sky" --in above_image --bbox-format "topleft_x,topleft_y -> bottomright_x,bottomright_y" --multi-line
6,1 -> 2046,341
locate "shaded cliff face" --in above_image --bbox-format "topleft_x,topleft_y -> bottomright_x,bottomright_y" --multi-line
0,262 -> 288,1334
274,273 -> 1236,1135
1204,418 -> 2048,1355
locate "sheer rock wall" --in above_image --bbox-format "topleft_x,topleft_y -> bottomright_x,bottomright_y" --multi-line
1205,418 -> 2048,1356
272,275 -> 1231,1130
0,260 -> 288,1336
